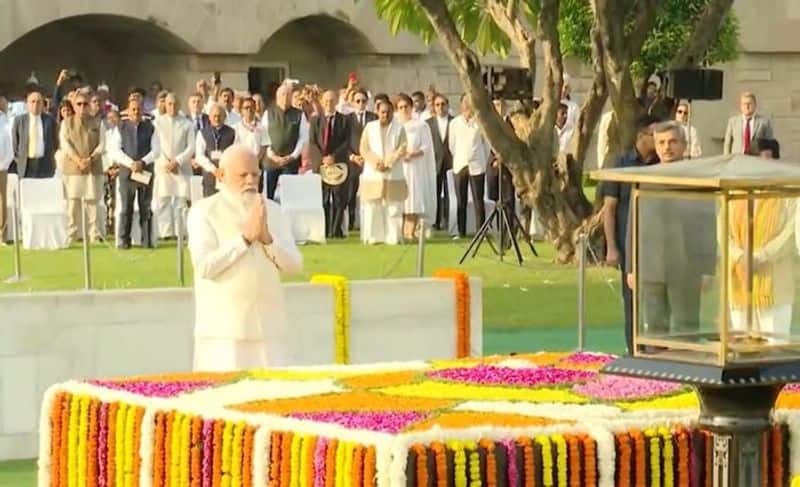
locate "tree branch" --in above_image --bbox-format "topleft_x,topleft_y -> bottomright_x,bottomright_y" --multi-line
572,20 -> 609,166
625,0 -> 660,60
484,0 -> 537,72
533,0 -> 563,144
417,0 -> 528,167
670,0 -> 734,68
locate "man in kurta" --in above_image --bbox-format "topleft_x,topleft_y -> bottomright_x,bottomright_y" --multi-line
188,145 -> 303,371
59,92 -> 105,243
359,99 -> 408,245
153,93 -> 194,239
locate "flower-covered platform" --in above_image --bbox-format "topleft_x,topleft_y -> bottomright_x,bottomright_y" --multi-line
40,352 -> 800,487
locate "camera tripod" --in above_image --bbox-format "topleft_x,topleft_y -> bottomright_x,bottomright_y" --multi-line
459,162 -> 537,265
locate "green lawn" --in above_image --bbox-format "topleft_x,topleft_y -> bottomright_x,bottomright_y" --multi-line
0,235 -> 623,330
0,235 -> 625,485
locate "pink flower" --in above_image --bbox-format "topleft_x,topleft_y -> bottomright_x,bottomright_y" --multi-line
428,365 -> 596,386
288,411 -> 427,433
572,375 -> 684,401
560,352 -> 616,365
90,380 -> 216,398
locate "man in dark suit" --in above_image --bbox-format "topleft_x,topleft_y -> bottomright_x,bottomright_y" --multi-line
11,88 -> 58,178
425,93 -> 453,230
346,89 -> 377,231
110,99 -> 157,249
310,90 -> 351,239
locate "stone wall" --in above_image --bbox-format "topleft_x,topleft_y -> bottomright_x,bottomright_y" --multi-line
0,278 -> 483,460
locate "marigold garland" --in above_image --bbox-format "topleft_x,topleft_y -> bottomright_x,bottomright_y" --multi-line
582,435 -> 597,487
133,406 -> 145,487
616,434 -> 631,487
449,441 -> 468,487
645,429 -> 661,487
49,392 -> 65,487
412,444 -> 429,487
676,429 -> 689,487
77,396 -> 90,487
479,439 -> 497,487
363,446 -> 376,487
67,394 -> 80,487
433,269 -> 471,358
335,440 -> 346,487
300,434 -> 314,487
324,439 -> 337,487
310,274 -> 351,364
567,436 -> 580,487
517,437 -> 535,487
243,426 -> 255,487
343,442 -> 356,487
269,432 -> 282,487
229,423 -> 243,487
289,434 -> 302,487
61,394 -> 72,487
537,436 -> 553,487
191,416 -> 203,487
351,445 -> 364,487
213,420 -> 224,487
127,405 -> 143,487
629,430 -> 645,487
465,441 -> 480,487
658,427 -> 673,487
170,412 -> 183,487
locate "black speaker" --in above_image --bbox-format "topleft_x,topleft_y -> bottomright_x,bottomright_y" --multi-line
662,69 -> 723,101
482,66 -> 533,100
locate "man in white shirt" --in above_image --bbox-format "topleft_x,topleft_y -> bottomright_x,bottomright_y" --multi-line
560,74 -> 580,131
449,94 -> 490,238
412,91 -> 428,120
0,118 -> 12,243
674,102 -> 702,158
188,145 -> 302,371
232,96 -> 268,162
152,93 -> 194,239
0,96 -> 10,135
555,103 -> 573,155
205,86 -> 241,126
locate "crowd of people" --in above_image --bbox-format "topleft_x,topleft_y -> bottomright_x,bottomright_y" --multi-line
0,69 -> 536,248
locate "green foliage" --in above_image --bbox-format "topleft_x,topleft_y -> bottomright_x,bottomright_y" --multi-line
373,0 -> 739,76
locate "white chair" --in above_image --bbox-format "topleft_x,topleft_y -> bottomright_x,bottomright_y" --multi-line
19,177 -> 69,250
3,174 -> 19,243
446,170 -> 495,236
277,174 -> 326,244
114,181 -> 157,247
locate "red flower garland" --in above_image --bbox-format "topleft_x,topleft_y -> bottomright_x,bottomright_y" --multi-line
582,435 -> 597,487
363,446 -> 376,487
433,269 -> 471,358
152,412 -> 166,487
351,445 -> 364,487
50,392 -> 65,487
772,425 -> 784,487
269,432 -> 282,487
242,426 -> 255,487
480,439 -> 498,487
430,442 -> 448,487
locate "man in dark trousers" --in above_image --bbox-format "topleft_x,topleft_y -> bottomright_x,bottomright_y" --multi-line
346,89 -> 377,231
310,90 -> 351,239
425,93 -> 453,230
600,115 -> 658,353
263,83 -> 309,200
110,99 -> 156,249
195,104 -> 235,197
11,88 -> 58,178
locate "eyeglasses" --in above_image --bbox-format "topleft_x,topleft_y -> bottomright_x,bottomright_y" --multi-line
354,98 -> 366,104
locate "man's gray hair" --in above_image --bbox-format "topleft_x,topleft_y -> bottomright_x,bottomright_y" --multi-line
653,121 -> 686,143
209,103 -> 227,120
165,92 -> 178,103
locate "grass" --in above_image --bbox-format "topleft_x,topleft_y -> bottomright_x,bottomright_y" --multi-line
0,235 -> 623,330
0,234 -> 626,484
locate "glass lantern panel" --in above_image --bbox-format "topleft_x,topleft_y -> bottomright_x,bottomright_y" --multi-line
634,191 -> 721,363
723,195 -> 800,364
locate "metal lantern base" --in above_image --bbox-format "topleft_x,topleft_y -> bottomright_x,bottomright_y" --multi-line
603,357 -> 800,487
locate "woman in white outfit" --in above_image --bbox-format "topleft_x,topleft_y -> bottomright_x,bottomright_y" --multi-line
359,99 -> 408,245
394,93 -> 437,240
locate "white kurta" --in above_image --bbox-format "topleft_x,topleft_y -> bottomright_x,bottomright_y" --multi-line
188,189 -> 303,371
401,119 -> 437,223
153,115 -> 194,199
361,119 -> 406,245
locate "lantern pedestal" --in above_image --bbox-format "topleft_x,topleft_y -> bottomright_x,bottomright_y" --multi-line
603,357 -> 800,486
